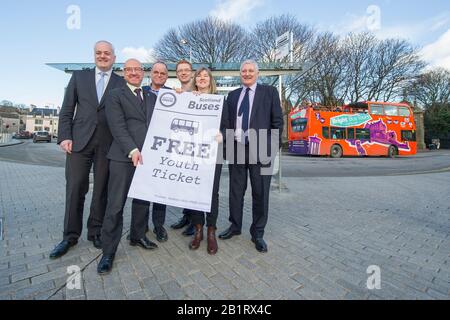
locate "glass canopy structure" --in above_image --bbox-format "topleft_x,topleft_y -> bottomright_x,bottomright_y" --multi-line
46,62 -> 304,78
47,62 -> 306,94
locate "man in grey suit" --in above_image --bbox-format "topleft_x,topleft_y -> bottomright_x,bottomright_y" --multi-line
219,60 -> 283,253
50,41 -> 125,259
97,59 -> 158,275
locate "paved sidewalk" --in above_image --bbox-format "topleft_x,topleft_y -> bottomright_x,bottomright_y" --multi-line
0,161 -> 449,300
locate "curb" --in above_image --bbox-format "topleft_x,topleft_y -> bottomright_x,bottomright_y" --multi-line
0,140 -> 24,147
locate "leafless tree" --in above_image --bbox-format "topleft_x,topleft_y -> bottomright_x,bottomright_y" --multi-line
154,17 -> 252,63
251,14 -> 315,63
409,68 -> 450,108
340,32 -> 378,103
365,38 -> 424,102
306,32 -> 349,106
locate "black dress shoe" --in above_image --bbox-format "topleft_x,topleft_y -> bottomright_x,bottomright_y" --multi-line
153,227 -> 168,242
170,215 -> 189,229
251,238 -> 268,253
218,227 -> 241,240
49,240 -> 77,259
182,223 -> 195,236
97,254 -> 115,275
89,235 -> 102,249
130,236 -> 158,250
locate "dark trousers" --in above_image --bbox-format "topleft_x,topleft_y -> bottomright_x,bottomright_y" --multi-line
146,202 -> 192,228
228,144 -> 272,239
151,203 -> 166,229
101,160 -> 148,255
63,129 -> 110,242
190,164 -> 222,227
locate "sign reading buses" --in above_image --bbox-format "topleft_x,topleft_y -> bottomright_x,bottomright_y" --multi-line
288,101 -> 417,158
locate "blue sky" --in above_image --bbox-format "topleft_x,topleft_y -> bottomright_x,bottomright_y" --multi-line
0,0 -> 449,107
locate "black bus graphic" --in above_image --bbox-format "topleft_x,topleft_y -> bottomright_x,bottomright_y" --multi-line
170,118 -> 200,135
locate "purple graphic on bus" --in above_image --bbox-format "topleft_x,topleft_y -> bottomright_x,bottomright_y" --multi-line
355,140 -> 367,155
364,120 -> 409,150
309,135 -> 322,155
345,119 -> 410,153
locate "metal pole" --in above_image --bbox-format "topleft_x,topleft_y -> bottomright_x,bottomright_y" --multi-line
278,75 -> 283,193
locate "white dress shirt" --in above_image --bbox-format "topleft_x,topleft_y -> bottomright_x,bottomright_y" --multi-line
95,67 -> 113,95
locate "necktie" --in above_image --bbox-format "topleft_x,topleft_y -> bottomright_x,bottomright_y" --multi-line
96,72 -> 106,103
134,88 -> 143,104
238,87 -> 250,144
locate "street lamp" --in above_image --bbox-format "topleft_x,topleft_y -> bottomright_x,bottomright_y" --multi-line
180,39 -> 192,63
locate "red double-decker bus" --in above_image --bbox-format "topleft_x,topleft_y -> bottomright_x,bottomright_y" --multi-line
288,101 -> 417,157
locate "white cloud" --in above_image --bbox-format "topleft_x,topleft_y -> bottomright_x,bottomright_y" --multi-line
209,0 -> 265,22
121,47 -> 156,63
420,28 -> 450,70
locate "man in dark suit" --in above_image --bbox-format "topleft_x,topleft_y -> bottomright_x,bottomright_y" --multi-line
97,59 -> 158,275
219,60 -> 283,253
144,61 -> 171,242
50,41 -> 125,259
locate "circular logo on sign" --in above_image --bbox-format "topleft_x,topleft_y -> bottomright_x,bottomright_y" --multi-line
159,92 -> 176,107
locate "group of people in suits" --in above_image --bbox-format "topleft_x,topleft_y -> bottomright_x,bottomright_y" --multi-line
49,40 -> 283,275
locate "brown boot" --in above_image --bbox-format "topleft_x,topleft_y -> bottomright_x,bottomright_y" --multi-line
207,226 -> 218,255
189,224 -> 203,250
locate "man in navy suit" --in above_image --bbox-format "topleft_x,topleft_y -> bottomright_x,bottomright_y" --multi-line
50,41 -> 125,259
219,60 -> 283,253
97,59 -> 158,274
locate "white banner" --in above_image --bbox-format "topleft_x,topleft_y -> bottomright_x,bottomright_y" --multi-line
128,89 -> 224,212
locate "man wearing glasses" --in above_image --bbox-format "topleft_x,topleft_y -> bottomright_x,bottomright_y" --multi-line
98,59 -> 158,275
50,41 -> 125,259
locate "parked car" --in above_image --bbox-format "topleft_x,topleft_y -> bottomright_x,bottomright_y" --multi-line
33,131 -> 51,143
13,131 -> 32,139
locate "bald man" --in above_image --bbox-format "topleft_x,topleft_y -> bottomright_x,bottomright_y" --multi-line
98,59 -> 158,275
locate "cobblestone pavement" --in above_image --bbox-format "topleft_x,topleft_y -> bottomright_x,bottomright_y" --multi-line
0,160 -> 449,300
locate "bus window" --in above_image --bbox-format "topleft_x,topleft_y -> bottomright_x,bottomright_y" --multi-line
330,127 -> 346,139
370,105 -> 383,115
398,107 -> 411,117
347,128 -> 355,139
291,118 -> 307,132
356,128 -> 371,141
322,127 -> 329,139
401,130 -> 416,141
384,105 -> 398,116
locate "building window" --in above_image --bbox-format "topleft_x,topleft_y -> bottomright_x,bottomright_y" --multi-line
35,119 -> 43,125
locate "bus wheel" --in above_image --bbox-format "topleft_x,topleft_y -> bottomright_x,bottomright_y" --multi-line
330,144 -> 343,158
388,145 -> 397,158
